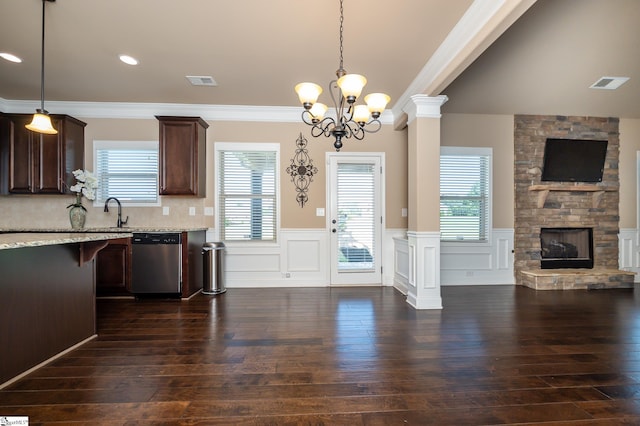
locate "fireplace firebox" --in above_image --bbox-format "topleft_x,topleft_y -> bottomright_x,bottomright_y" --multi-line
540,227 -> 594,269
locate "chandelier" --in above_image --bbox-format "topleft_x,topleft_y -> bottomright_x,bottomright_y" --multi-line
26,0 -> 58,135
294,0 -> 390,151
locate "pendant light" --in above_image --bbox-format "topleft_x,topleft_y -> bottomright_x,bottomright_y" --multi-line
26,0 -> 58,135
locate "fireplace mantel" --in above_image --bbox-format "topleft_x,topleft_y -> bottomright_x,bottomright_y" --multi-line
529,184 -> 617,208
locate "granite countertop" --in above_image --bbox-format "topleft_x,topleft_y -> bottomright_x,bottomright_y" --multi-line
0,232 -> 133,250
1,227 -> 208,233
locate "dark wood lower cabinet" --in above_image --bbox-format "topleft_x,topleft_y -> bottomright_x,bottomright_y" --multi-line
96,237 -> 132,296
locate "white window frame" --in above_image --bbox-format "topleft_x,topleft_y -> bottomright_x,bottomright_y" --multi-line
214,142 -> 280,246
440,146 -> 492,246
92,140 -> 161,207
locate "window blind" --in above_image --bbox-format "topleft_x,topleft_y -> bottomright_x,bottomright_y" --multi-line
440,153 -> 490,242
336,163 -> 375,268
95,148 -> 159,204
218,150 -> 277,241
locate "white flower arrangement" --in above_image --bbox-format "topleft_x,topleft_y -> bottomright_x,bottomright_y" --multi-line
68,169 -> 99,208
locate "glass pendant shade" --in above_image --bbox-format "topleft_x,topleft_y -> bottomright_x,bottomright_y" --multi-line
295,82 -> 323,108
353,105 -> 371,124
309,102 -> 328,121
365,93 -> 391,116
337,74 -> 367,101
26,111 -> 57,134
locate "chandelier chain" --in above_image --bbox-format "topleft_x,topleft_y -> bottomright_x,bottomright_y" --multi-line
338,0 -> 344,72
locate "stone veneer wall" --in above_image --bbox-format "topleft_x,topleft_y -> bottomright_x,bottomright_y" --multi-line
514,115 -> 622,286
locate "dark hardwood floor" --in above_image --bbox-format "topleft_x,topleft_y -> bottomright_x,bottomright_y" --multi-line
3,285 -> 640,425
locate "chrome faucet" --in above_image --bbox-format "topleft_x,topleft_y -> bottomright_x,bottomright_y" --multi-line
103,197 -> 129,228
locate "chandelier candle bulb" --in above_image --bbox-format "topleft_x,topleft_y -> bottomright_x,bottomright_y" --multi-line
336,74 -> 367,102
295,82 -> 323,109
365,93 -> 391,118
309,103 -> 328,122
353,105 -> 371,125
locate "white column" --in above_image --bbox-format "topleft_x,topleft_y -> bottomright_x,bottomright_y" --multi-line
402,95 -> 447,309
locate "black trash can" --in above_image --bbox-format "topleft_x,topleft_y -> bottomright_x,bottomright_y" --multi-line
202,242 -> 226,295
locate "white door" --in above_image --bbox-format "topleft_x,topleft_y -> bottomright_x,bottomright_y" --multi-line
327,153 -> 384,285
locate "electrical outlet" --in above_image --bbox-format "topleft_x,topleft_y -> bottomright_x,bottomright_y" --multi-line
189,207 -> 196,216
316,208 -> 325,216
204,207 -> 214,216
401,208 -> 408,217
162,206 -> 170,216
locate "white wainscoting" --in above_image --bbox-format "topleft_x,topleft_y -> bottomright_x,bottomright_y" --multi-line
256,227 -> 640,290
619,228 -> 640,281
440,228 -> 514,285
393,237 -> 409,295
205,228 -> 405,288
393,228 -> 515,287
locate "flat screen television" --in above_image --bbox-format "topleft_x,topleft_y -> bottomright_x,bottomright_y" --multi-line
541,138 -> 608,182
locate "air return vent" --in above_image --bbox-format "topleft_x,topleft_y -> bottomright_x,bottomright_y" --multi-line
589,76 -> 629,90
186,75 -> 218,86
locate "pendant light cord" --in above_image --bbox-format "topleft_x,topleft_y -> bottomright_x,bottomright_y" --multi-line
39,0 -> 47,111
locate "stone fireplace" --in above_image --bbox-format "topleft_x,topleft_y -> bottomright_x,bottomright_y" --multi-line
514,115 -> 634,290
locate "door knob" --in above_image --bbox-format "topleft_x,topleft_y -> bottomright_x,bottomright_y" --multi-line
332,219 -> 337,224
332,229 -> 337,233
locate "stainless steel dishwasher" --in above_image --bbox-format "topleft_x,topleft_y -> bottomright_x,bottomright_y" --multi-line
131,232 -> 182,295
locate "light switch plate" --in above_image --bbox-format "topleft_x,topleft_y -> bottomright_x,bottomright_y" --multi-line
316,208 -> 325,217
162,206 -> 170,216
189,207 -> 196,216
204,207 -> 214,216
401,208 -> 408,217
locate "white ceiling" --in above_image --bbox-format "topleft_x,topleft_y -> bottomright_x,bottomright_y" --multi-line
0,0 -> 638,120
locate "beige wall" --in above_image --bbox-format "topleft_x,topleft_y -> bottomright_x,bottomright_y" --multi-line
407,117 -> 442,232
441,113 -> 515,229
619,118 -> 640,229
1,117 -> 408,230
212,120 -> 408,229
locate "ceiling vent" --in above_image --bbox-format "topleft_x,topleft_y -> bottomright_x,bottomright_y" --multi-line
186,75 -> 217,87
589,76 -> 629,90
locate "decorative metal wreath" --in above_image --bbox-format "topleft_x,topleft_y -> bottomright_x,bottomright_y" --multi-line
286,133 -> 318,207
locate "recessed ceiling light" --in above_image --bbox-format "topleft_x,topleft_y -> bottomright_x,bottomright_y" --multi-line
0,52 -> 22,63
119,54 -> 139,65
186,75 -> 217,86
589,76 -> 629,90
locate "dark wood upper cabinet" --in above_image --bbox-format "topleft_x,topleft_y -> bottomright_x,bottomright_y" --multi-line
0,113 -> 86,194
156,116 -> 208,197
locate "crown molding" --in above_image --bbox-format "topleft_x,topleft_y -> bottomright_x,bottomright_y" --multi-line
0,98 -> 395,125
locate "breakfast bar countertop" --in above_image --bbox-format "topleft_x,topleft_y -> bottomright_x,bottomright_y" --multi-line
0,232 -> 132,250
0,227 -> 208,233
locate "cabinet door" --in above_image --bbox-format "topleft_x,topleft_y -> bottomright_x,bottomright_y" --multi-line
33,118 -> 64,193
157,116 -> 208,197
8,116 -> 34,193
96,237 -> 132,296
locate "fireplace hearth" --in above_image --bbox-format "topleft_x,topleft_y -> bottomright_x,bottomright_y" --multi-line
540,227 -> 593,269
